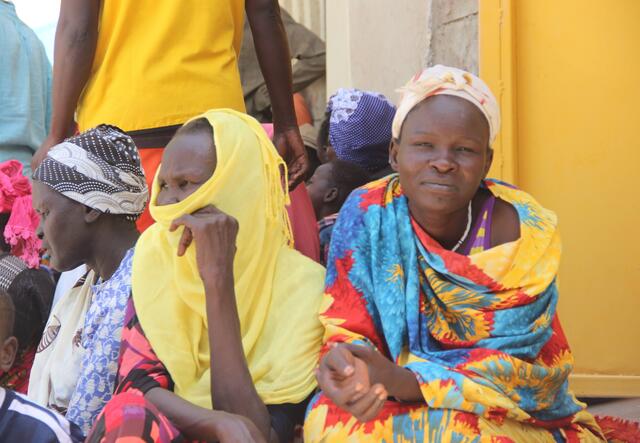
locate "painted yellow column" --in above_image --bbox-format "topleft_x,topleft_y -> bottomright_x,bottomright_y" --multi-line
480,0 -> 640,396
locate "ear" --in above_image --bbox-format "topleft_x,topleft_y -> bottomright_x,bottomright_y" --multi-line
83,207 -> 102,224
0,336 -> 17,372
323,187 -> 339,204
389,139 -> 400,172
483,147 -> 494,179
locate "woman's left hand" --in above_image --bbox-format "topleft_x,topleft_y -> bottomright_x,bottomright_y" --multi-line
170,205 -> 238,284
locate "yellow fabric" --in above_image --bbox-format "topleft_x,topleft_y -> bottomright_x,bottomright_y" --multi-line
132,109 -> 325,408
77,0 -> 246,132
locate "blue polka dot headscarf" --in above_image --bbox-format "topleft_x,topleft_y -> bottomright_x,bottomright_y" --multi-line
327,88 -> 396,173
34,125 -> 149,220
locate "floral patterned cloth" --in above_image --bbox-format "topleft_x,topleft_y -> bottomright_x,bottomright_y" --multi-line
304,175 -> 605,442
65,248 -> 134,434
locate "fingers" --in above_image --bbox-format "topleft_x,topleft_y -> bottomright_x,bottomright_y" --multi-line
324,344 -> 356,378
347,383 -> 387,422
177,226 -> 193,257
343,343 -> 372,360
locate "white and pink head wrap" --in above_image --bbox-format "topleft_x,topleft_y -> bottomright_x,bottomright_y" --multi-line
392,65 -> 501,144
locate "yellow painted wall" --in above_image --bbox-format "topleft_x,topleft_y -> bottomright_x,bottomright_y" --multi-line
480,0 -> 640,396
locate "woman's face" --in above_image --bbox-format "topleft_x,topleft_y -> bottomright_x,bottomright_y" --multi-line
156,131 -> 217,206
32,182 -> 92,272
390,95 -> 492,216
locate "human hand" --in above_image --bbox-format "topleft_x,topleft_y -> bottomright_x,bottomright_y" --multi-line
210,410 -> 266,443
342,343 -> 398,388
316,344 -> 387,422
169,205 -> 238,284
272,126 -> 309,190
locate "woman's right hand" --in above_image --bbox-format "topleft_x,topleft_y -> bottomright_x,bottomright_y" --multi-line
210,410 -> 266,443
316,344 -> 388,422
170,205 -> 239,286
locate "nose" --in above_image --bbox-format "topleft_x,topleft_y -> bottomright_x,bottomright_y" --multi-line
429,148 -> 456,174
36,221 -> 44,241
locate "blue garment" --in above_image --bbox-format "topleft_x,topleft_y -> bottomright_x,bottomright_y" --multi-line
66,248 -> 134,434
0,1 -> 52,154
327,88 -> 396,173
0,388 -> 83,443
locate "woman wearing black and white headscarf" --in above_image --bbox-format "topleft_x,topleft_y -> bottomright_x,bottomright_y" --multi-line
28,125 -> 147,435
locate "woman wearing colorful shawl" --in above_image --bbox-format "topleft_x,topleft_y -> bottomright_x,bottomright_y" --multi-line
304,65 -> 605,442
28,126 -> 148,435
87,110 -> 324,443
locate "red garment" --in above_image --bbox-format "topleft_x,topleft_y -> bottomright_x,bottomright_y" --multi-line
287,184 -> 320,263
136,148 -> 164,233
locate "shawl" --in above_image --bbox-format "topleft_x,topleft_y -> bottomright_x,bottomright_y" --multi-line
132,109 -> 324,408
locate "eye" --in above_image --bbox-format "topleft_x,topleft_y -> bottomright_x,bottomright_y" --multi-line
178,180 -> 189,189
456,146 -> 476,154
159,181 -> 168,190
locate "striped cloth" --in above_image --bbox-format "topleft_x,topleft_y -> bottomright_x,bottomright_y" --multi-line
0,387 -> 83,442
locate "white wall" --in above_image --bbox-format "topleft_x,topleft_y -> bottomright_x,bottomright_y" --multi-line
326,0 -> 429,103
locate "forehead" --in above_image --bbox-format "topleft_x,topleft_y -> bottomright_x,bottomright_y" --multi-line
32,181 -> 73,209
402,95 -> 490,142
160,132 -> 216,176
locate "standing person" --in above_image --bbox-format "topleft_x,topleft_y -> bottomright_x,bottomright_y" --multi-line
28,126 -> 148,435
31,0 -> 308,231
240,7 -> 326,122
0,0 -> 52,177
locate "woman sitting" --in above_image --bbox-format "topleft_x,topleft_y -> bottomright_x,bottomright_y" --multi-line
305,66 -> 605,442
28,126 -> 148,435
88,110 -> 324,443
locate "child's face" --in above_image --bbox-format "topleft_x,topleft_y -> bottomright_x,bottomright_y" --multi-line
0,300 -> 17,372
306,163 -> 335,221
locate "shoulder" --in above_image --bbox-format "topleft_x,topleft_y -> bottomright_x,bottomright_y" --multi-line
490,197 -> 521,247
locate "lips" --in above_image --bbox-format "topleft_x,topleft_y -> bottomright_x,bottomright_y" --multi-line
421,181 -> 457,192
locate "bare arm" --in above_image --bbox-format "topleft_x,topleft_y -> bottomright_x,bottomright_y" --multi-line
246,0 -> 308,189
171,207 -> 277,442
146,388 -> 264,442
32,0 -> 100,168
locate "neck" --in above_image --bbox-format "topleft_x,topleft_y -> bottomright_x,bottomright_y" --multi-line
410,202 -> 470,250
86,222 -> 139,281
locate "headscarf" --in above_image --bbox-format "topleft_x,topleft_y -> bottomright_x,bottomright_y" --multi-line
392,65 -> 501,144
0,160 -> 40,268
327,88 -> 396,173
132,109 -> 324,407
33,125 -> 148,220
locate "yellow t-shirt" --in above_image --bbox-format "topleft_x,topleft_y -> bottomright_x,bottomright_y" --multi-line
77,0 -> 246,132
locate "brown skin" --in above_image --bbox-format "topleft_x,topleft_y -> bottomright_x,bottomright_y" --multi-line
144,130 -> 273,443
316,94 -> 521,419
0,296 -> 17,373
306,163 -> 340,221
32,182 -> 139,280
32,0 -> 308,189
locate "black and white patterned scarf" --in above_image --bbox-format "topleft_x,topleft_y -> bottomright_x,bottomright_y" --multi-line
34,125 -> 148,220
0,254 -> 27,292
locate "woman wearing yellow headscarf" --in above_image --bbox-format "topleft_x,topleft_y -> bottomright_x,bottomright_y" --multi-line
86,110 -> 325,443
